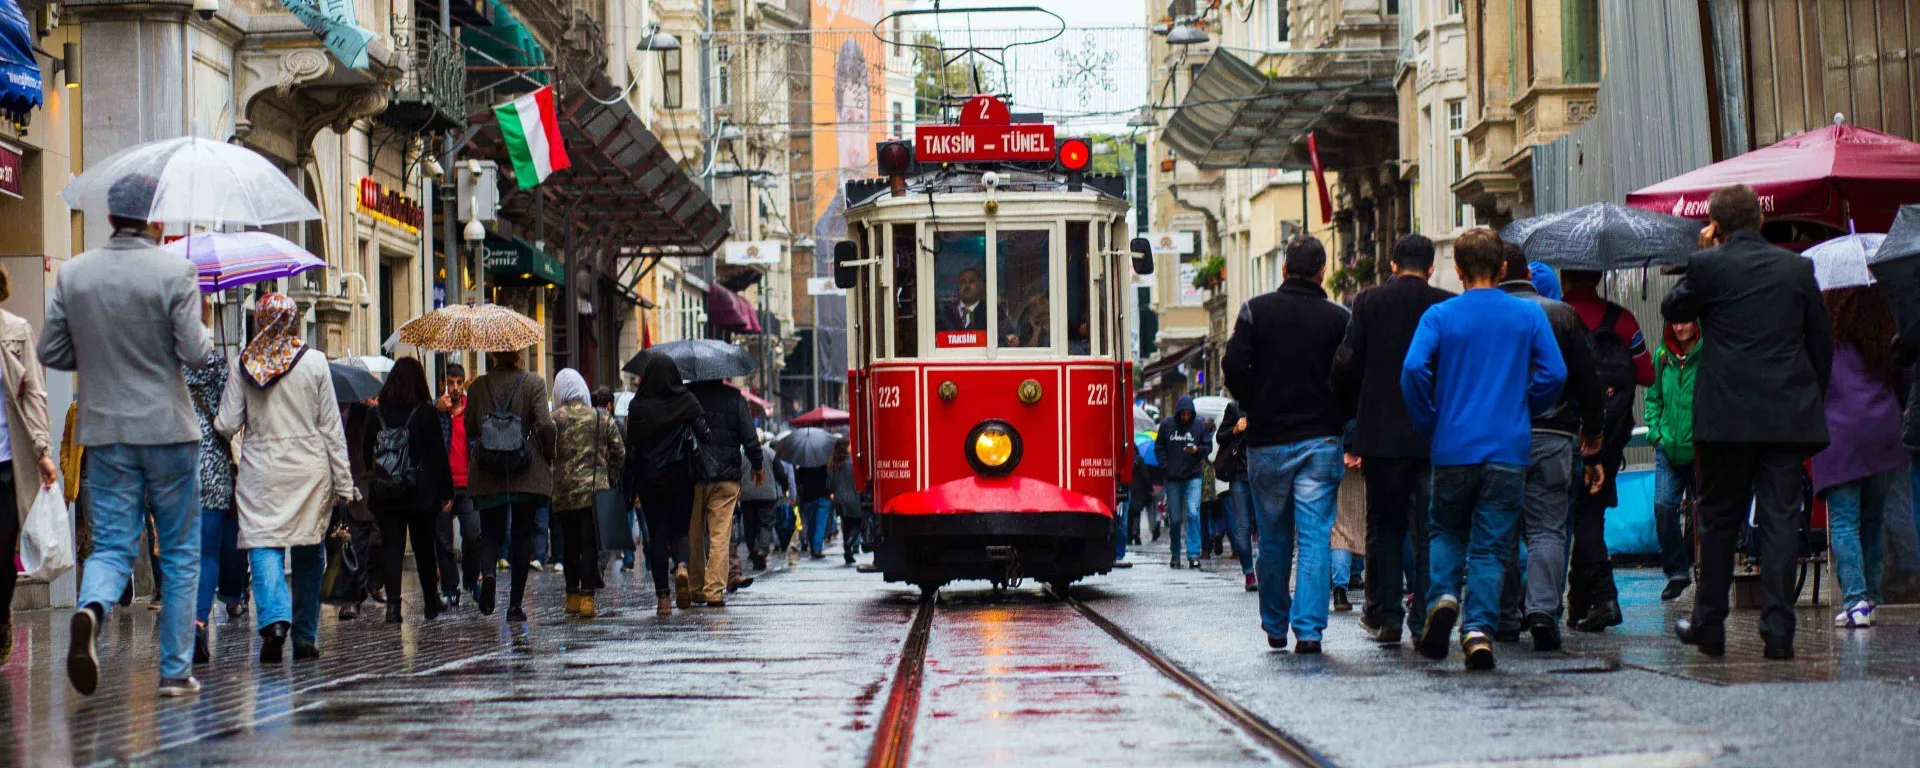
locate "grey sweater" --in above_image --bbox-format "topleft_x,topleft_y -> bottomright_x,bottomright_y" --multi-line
40,234 -> 212,446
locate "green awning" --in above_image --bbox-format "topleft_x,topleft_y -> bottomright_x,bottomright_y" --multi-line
481,235 -> 563,287
464,0 -> 549,85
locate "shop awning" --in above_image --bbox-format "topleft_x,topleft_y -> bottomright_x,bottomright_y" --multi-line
481,234 -> 563,287
0,0 -> 42,119
1162,51 -> 1395,170
1138,339 -> 1204,384
467,74 -> 730,256
706,283 -> 762,334
464,0 -> 548,85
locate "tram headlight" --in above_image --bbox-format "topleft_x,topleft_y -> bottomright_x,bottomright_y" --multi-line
965,420 -> 1023,477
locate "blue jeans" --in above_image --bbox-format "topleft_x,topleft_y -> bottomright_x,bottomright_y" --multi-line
1826,467 -> 1902,606
1226,482 -> 1258,575
77,443 -> 200,680
805,499 -> 834,554
1114,497 -> 1130,560
1652,451 -> 1696,581
1247,438 -> 1345,642
1428,463 -> 1525,635
196,508 -> 240,624
1164,478 -> 1203,560
1331,549 -> 1352,587
249,544 -> 326,645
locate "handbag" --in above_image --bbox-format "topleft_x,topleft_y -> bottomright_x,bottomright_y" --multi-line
590,414 -> 635,550
321,508 -> 366,605
683,417 -> 723,485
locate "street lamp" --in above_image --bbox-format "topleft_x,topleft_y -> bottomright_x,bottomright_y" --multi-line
1126,108 -> 1159,128
638,23 -> 681,52
1167,20 -> 1209,46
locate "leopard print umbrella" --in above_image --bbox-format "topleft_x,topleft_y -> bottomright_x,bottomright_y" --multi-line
397,303 -> 544,352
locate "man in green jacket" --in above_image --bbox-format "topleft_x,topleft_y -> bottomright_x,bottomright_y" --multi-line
1644,320 -> 1700,601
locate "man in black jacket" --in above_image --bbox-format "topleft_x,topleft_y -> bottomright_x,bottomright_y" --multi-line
1329,234 -> 1454,645
688,381 -> 766,606
1224,236 -> 1353,654
1664,184 -> 1832,659
1496,247 -> 1605,651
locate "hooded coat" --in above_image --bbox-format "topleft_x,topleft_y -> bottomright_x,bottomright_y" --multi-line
1155,396 -> 1212,482
623,355 -> 708,486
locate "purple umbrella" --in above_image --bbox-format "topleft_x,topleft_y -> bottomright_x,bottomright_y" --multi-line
164,231 -> 325,293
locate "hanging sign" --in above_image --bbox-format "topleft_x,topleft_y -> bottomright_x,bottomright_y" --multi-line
724,240 -> 784,266
0,141 -> 20,200
914,95 -> 1055,163
806,277 -> 846,296
1142,231 -> 1194,255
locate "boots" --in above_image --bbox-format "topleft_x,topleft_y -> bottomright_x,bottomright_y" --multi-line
565,594 -> 582,616
386,602 -> 404,624
259,621 -> 290,664
1576,599 -> 1622,632
477,576 -> 497,615
577,595 -> 597,619
656,594 -> 673,617
674,566 -> 693,610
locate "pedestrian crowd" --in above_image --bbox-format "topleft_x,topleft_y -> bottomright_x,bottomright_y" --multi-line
0,175 -> 862,697
1122,183 -> 1914,668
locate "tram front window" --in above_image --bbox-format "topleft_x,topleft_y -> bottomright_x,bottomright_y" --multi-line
1066,222 -> 1092,355
997,230 -> 1051,349
932,230 -> 989,348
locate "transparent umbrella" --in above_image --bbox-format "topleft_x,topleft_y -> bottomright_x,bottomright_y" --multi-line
1802,233 -> 1882,291
61,137 -> 321,226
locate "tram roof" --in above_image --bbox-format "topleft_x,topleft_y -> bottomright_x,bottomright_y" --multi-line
842,168 -> 1129,214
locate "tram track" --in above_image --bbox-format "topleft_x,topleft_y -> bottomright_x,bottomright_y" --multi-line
865,588 -> 1334,768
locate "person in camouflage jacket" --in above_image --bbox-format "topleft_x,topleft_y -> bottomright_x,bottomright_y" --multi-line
551,369 -> 625,618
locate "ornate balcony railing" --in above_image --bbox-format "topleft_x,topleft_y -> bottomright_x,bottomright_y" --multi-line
381,17 -> 467,132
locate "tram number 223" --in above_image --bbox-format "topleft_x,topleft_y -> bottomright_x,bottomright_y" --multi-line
1085,383 -> 1111,406
876,386 -> 902,409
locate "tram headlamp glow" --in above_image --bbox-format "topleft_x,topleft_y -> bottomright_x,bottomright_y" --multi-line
965,421 -> 1022,477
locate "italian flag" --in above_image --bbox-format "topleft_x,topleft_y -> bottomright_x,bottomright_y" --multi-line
494,85 -> 571,189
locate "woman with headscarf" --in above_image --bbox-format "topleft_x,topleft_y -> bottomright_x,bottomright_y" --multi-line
363,357 -> 454,623
215,293 -> 355,664
551,369 -> 623,619
623,355 -> 707,616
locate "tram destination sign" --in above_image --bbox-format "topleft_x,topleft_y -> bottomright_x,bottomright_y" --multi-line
913,95 -> 1054,163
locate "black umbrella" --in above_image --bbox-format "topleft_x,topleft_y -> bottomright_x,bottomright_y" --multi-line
329,362 -> 382,404
622,339 -> 756,382
775,427 -> 837,468
1501,202 -> 1702,270
1869,205 -> 1920,346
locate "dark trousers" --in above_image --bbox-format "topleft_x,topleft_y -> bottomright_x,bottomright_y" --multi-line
841,514 -> 867,562
639,484 -> 694,597
435,490 -> 479,594
346,514 -> 381,598
478,497 -> 542,610
554,507 -> 604,594
1361,456 -> 1430,634
1691,441 -> 1806,648
374,502 -> 440,612
739,499 -> 776,558
1566,454 -> 1624,612
0,464 -> 17,623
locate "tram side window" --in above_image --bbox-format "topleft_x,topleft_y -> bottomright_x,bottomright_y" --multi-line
997,230 -> 1051,349
892,223 -> 918,357
1065,222 -> 1092,355
931,230 -> 989,349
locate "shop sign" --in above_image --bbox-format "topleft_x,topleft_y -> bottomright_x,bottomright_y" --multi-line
805,277 -> 845,296
358,178 -> 423,233
723,240 -> 783,266
1142,231 -> 1194,255
0,141 -> 21,200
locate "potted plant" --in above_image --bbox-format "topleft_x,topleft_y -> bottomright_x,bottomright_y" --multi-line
1191,255 -> 1226,292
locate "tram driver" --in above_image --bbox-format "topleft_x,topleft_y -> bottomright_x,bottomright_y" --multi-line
936,267 -> 990,332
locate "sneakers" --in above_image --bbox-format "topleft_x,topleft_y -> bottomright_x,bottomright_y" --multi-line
1834,601 -> 1875,628
1332,587 -> 1352,612
157,677 -> 202,697
1292,640 -> 1323,655
1526,611 -> 1562,652
530,560 -> 544,571
1417,595 -> 1459,660
1187,559 -> 1202,570
1170,555 -> 1183,569
550,562 -> 565,573
1660,578 -> 1692,602
68,605 -> 101,695
1244,573 -> 1258,592
1462,631 -> 1496,670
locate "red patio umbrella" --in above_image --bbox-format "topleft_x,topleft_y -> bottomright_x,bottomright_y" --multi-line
1625,124 -> 1920,233
790,406 -> 850,427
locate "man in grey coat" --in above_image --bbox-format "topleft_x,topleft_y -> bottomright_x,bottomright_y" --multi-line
40,173 -> 213,697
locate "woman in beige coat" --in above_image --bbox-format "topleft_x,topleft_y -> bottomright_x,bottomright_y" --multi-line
215,293 -> 355,665
0,267 -> 56,665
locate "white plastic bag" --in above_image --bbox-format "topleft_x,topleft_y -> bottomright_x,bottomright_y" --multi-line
21,481 -> 73,581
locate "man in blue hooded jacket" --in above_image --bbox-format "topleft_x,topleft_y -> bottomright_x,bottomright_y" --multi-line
1155,396 -> 1211,570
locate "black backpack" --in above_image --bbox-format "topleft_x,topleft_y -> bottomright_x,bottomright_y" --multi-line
1590,304 -> 1639,439
476,375 -> 532,475
369,406 -> 421,503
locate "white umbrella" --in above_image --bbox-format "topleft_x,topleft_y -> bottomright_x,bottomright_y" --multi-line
62,137 -> 321,226
1803,233 -> 1883,291
340,355 -> 395,377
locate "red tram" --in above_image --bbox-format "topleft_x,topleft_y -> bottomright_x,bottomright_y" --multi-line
831,97 -> 1153,595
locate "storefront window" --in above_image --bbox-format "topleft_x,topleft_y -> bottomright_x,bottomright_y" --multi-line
997,229 -> 1050,349
931,230 -> 988,349
892,223 -> 917,357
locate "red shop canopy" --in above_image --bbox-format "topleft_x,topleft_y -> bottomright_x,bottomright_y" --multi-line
790,406 -> 850,428
1626,124 -> 1920,233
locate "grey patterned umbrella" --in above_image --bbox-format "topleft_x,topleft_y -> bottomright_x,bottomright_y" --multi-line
1500,203 -> 1702,270
622,339 -> 756,382
1868,205 -> 1920,344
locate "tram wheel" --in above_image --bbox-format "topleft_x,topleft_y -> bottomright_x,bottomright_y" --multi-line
916,582 -> 942,599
